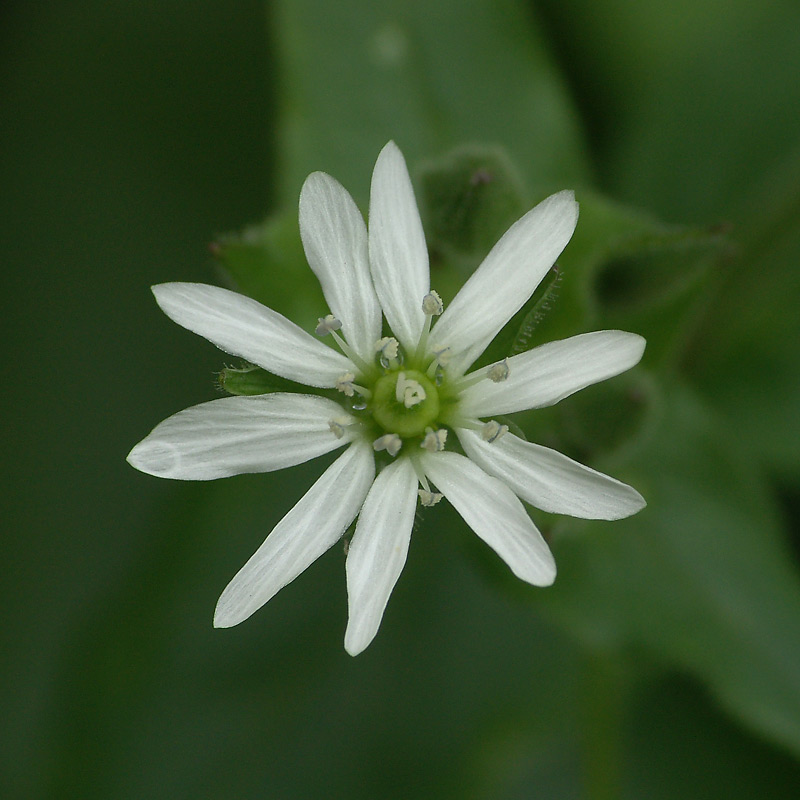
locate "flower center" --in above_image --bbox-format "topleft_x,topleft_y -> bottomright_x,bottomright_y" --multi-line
371,369 -> 440,437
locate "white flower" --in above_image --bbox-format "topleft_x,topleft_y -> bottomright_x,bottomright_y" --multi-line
128,142 -> 646,656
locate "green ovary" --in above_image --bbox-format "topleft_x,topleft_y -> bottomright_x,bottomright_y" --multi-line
371,369 -> 440,437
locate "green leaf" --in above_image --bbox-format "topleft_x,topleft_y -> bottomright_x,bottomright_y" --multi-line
271,0 -> 591,203
541,380 -> 800,757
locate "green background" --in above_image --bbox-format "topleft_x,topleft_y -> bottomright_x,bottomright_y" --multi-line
3,1 -> 800,797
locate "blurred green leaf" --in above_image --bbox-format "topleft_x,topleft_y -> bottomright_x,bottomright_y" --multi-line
536,0 -> 800,222
541,380 -> 800,757
416,144 -> 528,267
685,146 -> 800,479
543,191 -> 729,354
271,0 -> 590,202
623,676 -> 800,800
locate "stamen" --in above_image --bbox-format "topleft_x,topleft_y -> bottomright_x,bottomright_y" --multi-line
426,345 -> 452,378
335,372 -> 356,397
335,372 -> 372,399
432,345 -> 452,365
315,314 -> 342,335
329,420 -> 345,439
481,420 -> 509,443
375,337 -> 399,359
315,313 -> 372,373
395,372 -> 426,408
410,459 -> 443,506
418,489 -> 443,507
415,290 -> 444,361
329,415 -> 358,440
328,417 -> 349,439
487,359 -> 510,382
375,336 -> 400,368
420,427 -> 447,453
453,360 -> 511,391
421,291 -> 444,317
373,433 -> 402,457
329,330 -> 372,374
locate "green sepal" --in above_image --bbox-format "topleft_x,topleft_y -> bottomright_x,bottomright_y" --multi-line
217,363 -> 309,397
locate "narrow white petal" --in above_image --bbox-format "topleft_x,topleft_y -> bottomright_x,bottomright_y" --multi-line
368,141 -> 429,350
459,331 -> 646,417
127,393 -> 352,480
153,283 -> 352,387
344,457 -> 418,656
299,172 -> 382,362
458,429 -> 646,520
430,191 -> 579,375
213,441 -> 375,628
421,451 -> 555,586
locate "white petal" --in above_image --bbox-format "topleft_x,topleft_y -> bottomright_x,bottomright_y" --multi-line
368,141 -> 429,350
153,283 -> 352,387
344,457 -> 418,656
299,172 -> 382,362
127,393 -> 351,480
458,429 -> 646,520
421,451 -> 555,586
459,331 -> 646,417
214,440 -> 375,627
430,190 -> 579,375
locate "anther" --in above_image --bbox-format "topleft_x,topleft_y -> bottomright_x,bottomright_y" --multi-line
453,359 -> 511,391
431,345 -> 451,365
329,418 -> 347,439
395,372 -> 426,408
481,420 -> 509,443
375,336 -> 399,360
420,427 -> 447,453
418,489 -> 443,507
415,290 -> 444,361
375,336 -> 401,368
335,372 -> 371,399
315,314 -> 342,336
421,291 -> 444,316
373,433 -> 402,457
487,359 -> 510,382
335,372 -> 356,397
